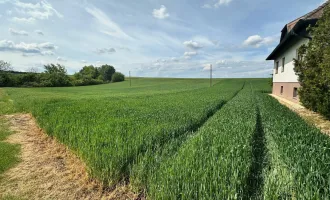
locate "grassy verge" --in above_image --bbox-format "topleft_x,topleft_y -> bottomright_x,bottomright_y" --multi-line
0,118 -> 20,176
0,89 -> 20,176
0,89 -> 16,115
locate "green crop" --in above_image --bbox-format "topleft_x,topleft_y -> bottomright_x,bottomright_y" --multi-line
257,93 -> 330,199
4,78 -> 330,199
4,78 -> 245,186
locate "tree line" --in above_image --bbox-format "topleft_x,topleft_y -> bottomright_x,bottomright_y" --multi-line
294,4 -> 330,119
0,61 -> 125,87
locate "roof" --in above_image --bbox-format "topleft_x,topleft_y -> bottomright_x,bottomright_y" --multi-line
266,1 -> 329,60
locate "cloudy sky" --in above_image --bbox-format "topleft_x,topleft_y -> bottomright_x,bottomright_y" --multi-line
0,0 -> 326,78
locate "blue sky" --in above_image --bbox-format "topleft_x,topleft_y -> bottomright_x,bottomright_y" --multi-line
0,0 -> 326,78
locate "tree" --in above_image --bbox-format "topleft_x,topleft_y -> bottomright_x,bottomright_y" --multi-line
0,60 -> 15,87
294,4 -> 330,119
79,65 -> 99,79
43,64 -> 71,87
111,72 -> 125,83
98,64 -> 115,81
0,60 -> 12,72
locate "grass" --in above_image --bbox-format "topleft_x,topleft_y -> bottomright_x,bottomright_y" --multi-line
2,77 -> 330,199
0,89 -> 20,185
0,89 -> 16,115
0,120 -> 20,175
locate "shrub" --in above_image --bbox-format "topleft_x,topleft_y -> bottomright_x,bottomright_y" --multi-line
111,72 -> 125,83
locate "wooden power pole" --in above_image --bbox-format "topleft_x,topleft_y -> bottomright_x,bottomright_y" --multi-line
210,64 -> 212,87
129,71 -> 131,87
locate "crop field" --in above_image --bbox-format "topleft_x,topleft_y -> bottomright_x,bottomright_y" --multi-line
3,78 -> 330,199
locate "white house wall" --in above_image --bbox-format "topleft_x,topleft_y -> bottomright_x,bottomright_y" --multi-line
273,38 -> 309,83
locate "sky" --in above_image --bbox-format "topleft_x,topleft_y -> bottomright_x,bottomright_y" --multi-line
0,0 -> 327,78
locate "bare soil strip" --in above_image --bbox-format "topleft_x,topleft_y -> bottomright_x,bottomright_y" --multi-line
0,114 -> 137,200
270,94 -> 330,135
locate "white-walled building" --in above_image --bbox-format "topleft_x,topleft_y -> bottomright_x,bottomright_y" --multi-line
266,2 -> 329,103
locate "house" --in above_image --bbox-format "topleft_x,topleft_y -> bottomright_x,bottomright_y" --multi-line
266,1 -> 329,103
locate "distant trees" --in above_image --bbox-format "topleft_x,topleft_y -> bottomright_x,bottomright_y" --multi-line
0,61 -> 14,87
0,60 -> 12,72
99,64 -> 115,82
294,4 -> 330,119
43,64 -> 71,87
111,72 -> 125,82
0,61 -> 125,87
73,64 -> 120,85
78,65 -> 100,79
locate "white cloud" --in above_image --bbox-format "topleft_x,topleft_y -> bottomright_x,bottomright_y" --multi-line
85,6 -> 133,40
243,35 -> 278,48
57,57 -> 67,62
202,63 -> 212,71
192,36 -> 216,47
171,57 -> 179,62
81,60 -> 87,63
6,10 -> 12,15
35,30 -> 44,35
153,5 -> 169,19
95,47 -> 116,54
11,17 -> 36,23
184,52 -> 198,56
9,28 -> 29,36
0,40 -> 56,55
214,0 -> 233,7
216,60 -> 227,65
184,51 -> 198,59
183,40 -> 203,50
13,0 -> 63,20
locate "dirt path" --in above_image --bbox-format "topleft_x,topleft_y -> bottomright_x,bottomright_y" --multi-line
0,114 -> 137,200
270,94 -> 330,135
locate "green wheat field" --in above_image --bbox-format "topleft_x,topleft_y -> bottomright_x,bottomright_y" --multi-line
2,78 -> 330,199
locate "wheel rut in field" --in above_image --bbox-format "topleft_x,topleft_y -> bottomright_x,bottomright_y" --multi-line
120,83 -> 246,182
243,107 -> 267,200
0,114 -> 138,200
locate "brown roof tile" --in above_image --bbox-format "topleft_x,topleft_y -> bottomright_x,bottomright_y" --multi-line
287,1 -> 329,31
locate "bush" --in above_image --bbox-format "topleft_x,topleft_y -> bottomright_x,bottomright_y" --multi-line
111,72 -> 125,83
72,78 -> 104,86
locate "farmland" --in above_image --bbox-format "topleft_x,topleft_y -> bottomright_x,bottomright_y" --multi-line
2,78 -> 330,199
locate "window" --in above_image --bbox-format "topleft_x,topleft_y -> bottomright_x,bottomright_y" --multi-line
293,87 -> 298,98
282,57 -> 285,72
280,86 -> 284,95
275,61 -> 279,74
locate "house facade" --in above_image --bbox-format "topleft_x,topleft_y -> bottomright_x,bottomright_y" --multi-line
266,2 -> 329,103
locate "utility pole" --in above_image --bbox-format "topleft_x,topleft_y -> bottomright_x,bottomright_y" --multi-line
210,64 -> 212,87
129,71 -> 131,87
